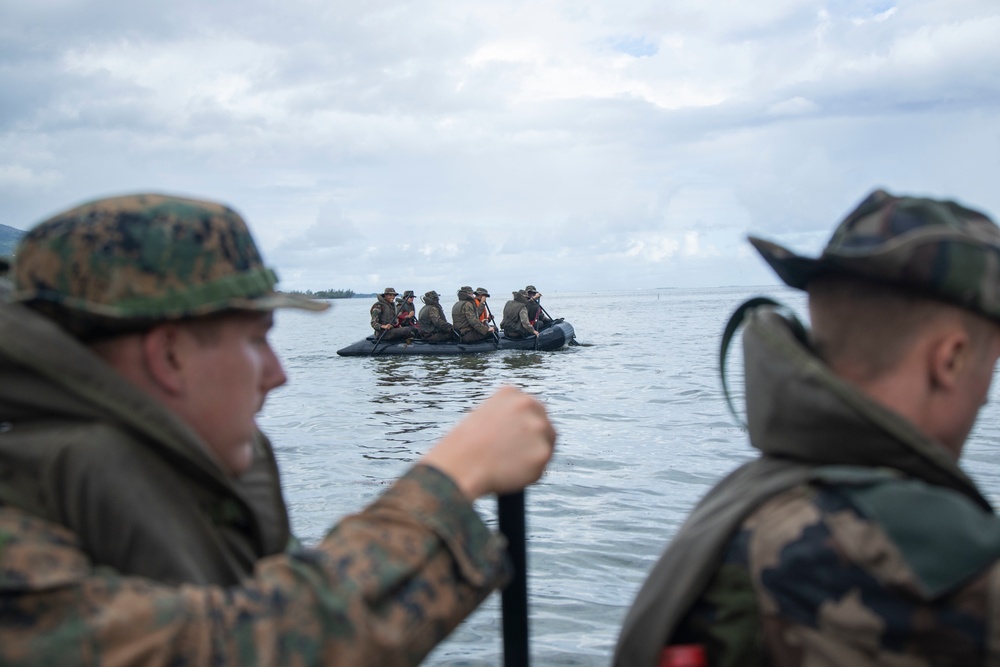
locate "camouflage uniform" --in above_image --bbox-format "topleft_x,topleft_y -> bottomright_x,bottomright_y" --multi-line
524,285 -> 552,327
0,465 -> 508,666
616,190 -> 1000,667
452,286 -> 492,343
395,290 -> 417,327
0,301 -> 290,585
501,290 -> 535,338
417,290 -> 453,342
0,193 -> 510,664
371,288 -> 415,341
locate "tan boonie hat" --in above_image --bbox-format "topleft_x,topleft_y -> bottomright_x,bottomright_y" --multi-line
750,188 -> 1000,322
12,193 -> 327,320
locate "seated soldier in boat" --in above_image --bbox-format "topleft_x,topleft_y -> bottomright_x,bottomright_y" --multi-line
474,287 -> 494,325
395,290 -> 417,327
525,285 -> 554,329
371,287 -> 416,341
452,285 -> 495,343
502,290 -> 540,340
417,290 -> 453,342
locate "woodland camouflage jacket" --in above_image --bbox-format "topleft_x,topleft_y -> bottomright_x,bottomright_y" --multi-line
0,303 -> 290,586
0,464 -> 508,666
370,294 -> 397,331
418,301 -> 452,337
616,306 -> 1000,667
451,292 -> 490,338
501,293 -> 534,338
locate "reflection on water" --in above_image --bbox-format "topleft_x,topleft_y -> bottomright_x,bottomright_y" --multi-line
260,286 -> 1000,665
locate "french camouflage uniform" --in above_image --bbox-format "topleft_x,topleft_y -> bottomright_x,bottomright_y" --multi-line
525,285 -> 552,327
371,288 -> 415,341
474,287 -> 492,323
395,290 -> 417,327
452,286 -> 493,343
418,290 -> 453,342
0,193 -> 510,665
501,290 -> 536,338
616,190 -> 1000,667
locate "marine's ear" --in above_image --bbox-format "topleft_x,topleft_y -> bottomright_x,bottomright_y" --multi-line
927,327 -> 971,393
140,323 -> 187,396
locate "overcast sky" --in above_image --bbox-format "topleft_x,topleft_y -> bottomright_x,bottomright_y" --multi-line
2,0 -> 998,293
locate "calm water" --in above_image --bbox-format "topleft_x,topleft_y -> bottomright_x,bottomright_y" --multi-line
258,286 -> 1000,666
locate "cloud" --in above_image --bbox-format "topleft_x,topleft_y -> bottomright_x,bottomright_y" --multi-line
1,0 -> 998,291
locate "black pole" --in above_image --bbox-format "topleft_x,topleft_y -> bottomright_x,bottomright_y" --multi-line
484,302 -> 500,345
498,491 -> 529,667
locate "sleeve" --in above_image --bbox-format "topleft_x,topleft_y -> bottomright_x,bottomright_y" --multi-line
463,303 -> 490,334
0,465 -> 509,667
745,484 -> 991,667
518,307 -> 533,332
430,307 -> 450,332
370,304 -> 382,331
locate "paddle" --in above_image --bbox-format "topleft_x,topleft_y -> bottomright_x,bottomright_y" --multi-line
368,326 -> 390,357
484,302 -> 500,345
498,491 -> 530,667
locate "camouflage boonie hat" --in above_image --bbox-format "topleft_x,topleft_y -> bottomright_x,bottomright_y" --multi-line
382,287 -> 398,296
12,193 -> 327,320
458,285 -> 474,295
750,189 -> 1000,322
423,290 -> 439,300
402,290 -> 414,298
475,287 -> 490,297
525,285 -> 537,293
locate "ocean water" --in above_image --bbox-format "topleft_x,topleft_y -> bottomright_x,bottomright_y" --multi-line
258,286 -> 1000,666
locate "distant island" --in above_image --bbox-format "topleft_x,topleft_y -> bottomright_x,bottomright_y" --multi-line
1,224 -> 24,257
285,289 -> 375,299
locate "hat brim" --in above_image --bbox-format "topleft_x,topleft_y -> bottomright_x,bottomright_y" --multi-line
235,291 -> 331,312
748,236 -> 826,290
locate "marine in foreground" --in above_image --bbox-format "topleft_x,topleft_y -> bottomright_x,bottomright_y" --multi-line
617,189 -> 1000,666
0,193 -> 556,666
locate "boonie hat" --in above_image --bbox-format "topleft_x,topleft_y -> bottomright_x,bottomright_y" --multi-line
382,287 -> 398,296
475,287 -> 490,297
12,193 -> 327,320
750,188 -> 1000,322
402,290 -> 414,298
423,290 -> 439,300
525,285 -> 537,293
458,285 -> 474,295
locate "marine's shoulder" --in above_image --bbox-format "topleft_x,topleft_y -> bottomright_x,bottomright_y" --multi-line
747,470 -> 1000,599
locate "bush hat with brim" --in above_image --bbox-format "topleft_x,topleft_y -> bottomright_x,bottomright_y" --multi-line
750,188 -> 1000,322
12,193 -> 328,320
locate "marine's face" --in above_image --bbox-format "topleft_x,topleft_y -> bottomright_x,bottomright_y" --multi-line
177,311 -> 287,476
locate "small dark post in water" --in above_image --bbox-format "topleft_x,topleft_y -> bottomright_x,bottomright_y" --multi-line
499,491 -> 530,667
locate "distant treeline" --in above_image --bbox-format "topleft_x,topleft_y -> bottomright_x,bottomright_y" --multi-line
286,289 -> 376,299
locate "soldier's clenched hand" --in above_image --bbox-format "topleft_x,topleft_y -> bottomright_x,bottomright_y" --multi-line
421,386 -> 556,500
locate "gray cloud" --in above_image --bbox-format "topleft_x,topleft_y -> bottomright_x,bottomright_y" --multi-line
2,0 -> 998,292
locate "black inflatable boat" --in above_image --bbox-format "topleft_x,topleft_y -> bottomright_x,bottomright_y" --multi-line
337,321 -> 576,356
